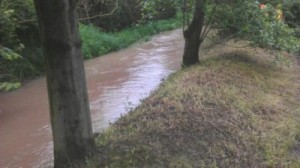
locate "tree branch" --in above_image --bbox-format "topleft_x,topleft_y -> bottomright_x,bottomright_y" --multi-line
18,0 -> 119,23
77,0 -> 119,21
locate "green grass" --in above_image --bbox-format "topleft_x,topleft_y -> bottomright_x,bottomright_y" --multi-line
80,14 -> 182,59
90,43 -> 300,167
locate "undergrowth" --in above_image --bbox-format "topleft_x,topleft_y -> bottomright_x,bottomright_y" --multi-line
80,14 -> 182,59
91,43 -> 300,167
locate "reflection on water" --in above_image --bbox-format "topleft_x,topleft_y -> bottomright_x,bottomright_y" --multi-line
0,29 -> 183,167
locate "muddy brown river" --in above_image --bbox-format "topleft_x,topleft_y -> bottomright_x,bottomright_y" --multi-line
0,29 -> 183,167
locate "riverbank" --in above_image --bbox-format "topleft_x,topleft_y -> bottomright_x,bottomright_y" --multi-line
0,29 -> 184,168
91,41 -> 300,167
0,14 -> 182,92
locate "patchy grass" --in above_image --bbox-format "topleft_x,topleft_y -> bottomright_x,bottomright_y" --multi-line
91,42 -> 300,167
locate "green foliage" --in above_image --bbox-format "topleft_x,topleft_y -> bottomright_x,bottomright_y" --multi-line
0,0 -> 36,48
80,25 -> 117,58
0,46 -> 22,60
0,46 -> 23,91
80,15 -> 182,59
0,1 -> 20,48
254,19 -> 299,52
0,0 -> 39,91
210,0 -> 300,53
0,82 -> 21,91
141,0 -> 177,22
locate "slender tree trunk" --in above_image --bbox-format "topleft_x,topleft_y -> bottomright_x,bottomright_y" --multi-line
182,0 -> 206,67
33,0 -> 95,167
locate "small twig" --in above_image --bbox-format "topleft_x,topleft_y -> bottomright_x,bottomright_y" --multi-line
200,5 -> 216,42
17,19 -> 37,24
17,0 -> 119,23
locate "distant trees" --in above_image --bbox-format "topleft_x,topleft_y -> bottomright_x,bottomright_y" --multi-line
33,0 -> 95,167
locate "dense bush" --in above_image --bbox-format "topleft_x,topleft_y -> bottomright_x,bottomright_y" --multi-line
210,0 -> 300,53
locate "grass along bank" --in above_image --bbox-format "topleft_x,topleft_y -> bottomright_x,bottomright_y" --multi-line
80,14 -> 182,59
0,14 -> 182,91
90,41 -> 300,167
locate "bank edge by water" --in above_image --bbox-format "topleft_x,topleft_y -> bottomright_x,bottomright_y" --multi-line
0,29 -> 184,168
80,14 -> 182,60
91,43 -> 300,167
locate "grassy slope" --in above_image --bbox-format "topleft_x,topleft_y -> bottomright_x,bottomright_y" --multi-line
91,41 -> 300,168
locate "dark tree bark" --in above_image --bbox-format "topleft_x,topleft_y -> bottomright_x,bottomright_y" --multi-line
33,0 -> 95,167
182,0 -> 206,67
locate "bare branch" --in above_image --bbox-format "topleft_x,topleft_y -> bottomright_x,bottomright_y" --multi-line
200,4 -> 216,42
77,0 -> 119,21
17,19 -> 37,24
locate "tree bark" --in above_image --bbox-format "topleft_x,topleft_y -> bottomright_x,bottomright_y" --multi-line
33,0 -> 95,167
182,0 -> 206,67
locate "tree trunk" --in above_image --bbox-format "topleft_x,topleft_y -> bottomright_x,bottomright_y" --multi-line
182,0 -> 206,67
33,0 -> 95,167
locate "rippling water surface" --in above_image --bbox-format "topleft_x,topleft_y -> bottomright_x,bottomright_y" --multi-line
0,29 -> 183,167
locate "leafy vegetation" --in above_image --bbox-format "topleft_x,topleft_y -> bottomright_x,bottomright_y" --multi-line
141,0 -> 177,21
91,40 -> 300,167
210,0 -> 300,53
80,14 -> 182,59
0,46 -> 22,91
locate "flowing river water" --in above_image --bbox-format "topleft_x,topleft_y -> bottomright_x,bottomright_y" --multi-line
0,29 -> 184,167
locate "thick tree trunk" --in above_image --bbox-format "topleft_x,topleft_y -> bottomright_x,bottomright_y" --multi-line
33,0 -> 95,167
182,0 -> 206,67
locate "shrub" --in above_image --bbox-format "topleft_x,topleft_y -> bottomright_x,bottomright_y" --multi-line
210,0 -> 300,53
